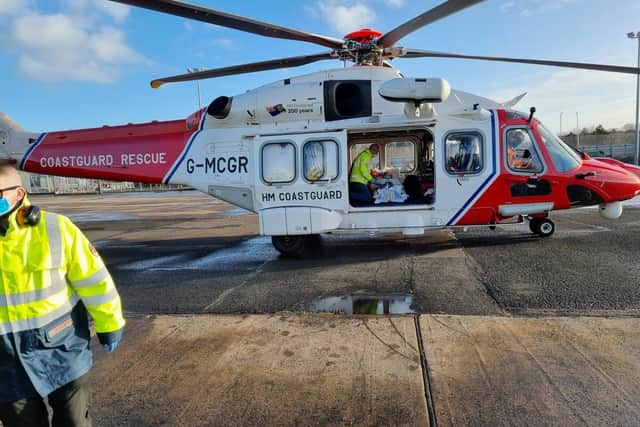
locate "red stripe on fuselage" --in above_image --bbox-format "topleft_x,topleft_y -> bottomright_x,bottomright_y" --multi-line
23,118 -> 199,183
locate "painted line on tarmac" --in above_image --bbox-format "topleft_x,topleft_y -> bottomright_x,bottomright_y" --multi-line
557,218 -> 611,234
202,258 -> 272,312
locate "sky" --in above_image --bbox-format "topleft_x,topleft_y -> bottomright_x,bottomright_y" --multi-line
1,0 -> 639,134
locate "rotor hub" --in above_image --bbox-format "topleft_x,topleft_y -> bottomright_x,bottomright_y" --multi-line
337,29 -> 385,66
343,28 -> 382,44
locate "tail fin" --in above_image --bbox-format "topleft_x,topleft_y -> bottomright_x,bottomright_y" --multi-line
0,113 -> 36,166
0,112 -> 24,132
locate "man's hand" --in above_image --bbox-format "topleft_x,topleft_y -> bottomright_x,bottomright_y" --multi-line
368,183 -> 378,191
102,342 -> 118,352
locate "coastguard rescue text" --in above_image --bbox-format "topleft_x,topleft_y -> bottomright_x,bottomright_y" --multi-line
38,153 -> 167,168
261,190 -> 343,202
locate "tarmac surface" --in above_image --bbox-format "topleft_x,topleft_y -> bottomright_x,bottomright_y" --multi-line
26,191 -> 640,426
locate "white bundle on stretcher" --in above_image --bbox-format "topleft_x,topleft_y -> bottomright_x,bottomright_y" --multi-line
372,168 -> 408,204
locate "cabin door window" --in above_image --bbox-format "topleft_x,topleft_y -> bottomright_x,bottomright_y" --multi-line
385,141 -> 416,173
445,132 -> 484,175
303,140 -> 339,182
262,142 -> 296,184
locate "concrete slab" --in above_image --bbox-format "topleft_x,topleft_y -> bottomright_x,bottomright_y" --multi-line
421,315 -> 640,426
90,315 -> 428,427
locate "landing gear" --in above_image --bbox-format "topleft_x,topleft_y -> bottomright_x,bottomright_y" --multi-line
271,234 -> 320,257
529,217 -> 555,237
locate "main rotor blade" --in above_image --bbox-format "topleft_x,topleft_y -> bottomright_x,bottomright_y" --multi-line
403,49 -> 640,75
151,53 -> 334,88
110,0 -> 344,49
378,0 -> 485,48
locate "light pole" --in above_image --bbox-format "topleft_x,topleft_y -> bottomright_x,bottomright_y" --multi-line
559,112 -> 563,135
187,67 -> 207,110
576,112 -> 580,147
628,32 -> 640,165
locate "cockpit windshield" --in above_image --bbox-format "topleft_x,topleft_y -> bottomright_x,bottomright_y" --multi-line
536,123 -> 582,172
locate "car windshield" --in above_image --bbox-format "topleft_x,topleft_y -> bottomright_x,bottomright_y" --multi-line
536,123 -> 582,172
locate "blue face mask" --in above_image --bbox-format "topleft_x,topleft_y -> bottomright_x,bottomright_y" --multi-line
0,197 -> 11,216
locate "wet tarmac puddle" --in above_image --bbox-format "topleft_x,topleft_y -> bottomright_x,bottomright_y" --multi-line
309,295 -> 415,315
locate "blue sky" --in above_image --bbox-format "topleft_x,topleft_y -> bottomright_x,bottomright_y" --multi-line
1,0 -> 639,134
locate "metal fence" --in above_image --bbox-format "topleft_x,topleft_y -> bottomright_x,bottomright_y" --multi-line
579,144 -> 635,162
21,172 -> 190,195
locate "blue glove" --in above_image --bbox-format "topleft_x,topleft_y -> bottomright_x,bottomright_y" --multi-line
102,342 -> 118,352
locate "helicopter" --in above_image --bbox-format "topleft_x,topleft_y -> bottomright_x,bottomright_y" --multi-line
1,0 -> 640,257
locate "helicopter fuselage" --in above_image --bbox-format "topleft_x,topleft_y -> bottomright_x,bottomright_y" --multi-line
3,66 -> 640,255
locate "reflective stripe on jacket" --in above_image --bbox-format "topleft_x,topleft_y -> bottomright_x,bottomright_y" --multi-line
350,149 -> 373,185
0,202 -> 125,401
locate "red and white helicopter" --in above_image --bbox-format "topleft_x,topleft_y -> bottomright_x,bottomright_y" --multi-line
2,0 -> 640,256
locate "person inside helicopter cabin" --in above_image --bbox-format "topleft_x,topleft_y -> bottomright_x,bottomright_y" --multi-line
506,129 -> 541,171
349,144 -> 380,206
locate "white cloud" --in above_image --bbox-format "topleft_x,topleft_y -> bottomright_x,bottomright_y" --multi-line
5,2 -> 144,83
91,0 -> 129,23
91,27 -> 142,63
498,0 -> 576,17
313,1 -> 376,35
62,0 -> 129,24
211,38 -> 233,49
382,0 -> 404,7
499,1 -> 515,13
14,13 -> 86,51
0,0 -> 27,15
525,0 -> 576,16
19,55 -> 111,83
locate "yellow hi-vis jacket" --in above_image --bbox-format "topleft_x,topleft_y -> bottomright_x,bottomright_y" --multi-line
0,198 -> 125,402
349,149 -> 374,185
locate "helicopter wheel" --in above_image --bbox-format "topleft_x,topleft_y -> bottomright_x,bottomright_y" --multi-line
271,235 -> 319,257
529,218 -> 555,237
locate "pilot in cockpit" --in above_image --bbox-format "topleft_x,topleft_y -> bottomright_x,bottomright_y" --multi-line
507,130 -> 539,170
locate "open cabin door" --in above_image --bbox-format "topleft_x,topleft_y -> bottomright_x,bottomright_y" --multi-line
346,129 -> 435,209
255,130 -> 349,236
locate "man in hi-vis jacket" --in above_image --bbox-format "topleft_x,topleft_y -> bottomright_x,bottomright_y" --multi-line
0,165 -> 125,427
349,144 -> 380,206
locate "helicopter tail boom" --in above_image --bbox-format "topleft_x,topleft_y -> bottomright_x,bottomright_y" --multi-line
2,114 -> 202,184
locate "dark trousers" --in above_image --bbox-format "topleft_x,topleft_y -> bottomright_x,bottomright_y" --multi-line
0,373 -> 92,427
349,182 -> 373,206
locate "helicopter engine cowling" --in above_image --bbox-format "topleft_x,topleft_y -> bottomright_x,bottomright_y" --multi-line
599,201 -> 623,219
204,81 -> 326,128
